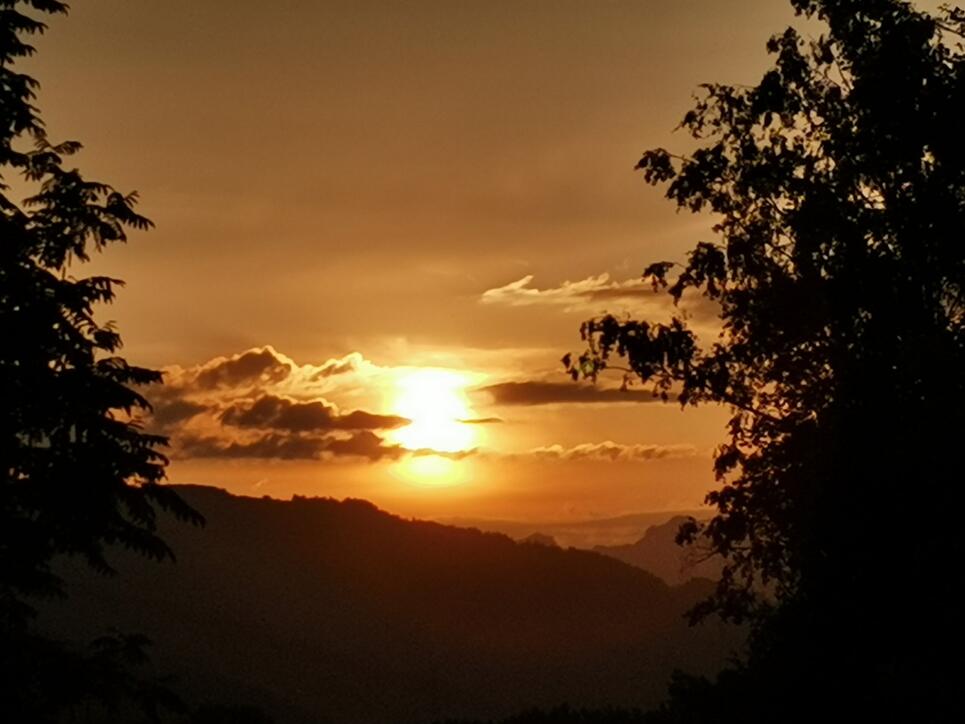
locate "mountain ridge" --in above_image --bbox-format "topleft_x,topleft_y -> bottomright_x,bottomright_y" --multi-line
40,485 -> 741,724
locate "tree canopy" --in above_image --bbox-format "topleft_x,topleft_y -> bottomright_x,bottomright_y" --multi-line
1,0 -> 201,626
0,6 -> 205,717
568,0 -> 964,718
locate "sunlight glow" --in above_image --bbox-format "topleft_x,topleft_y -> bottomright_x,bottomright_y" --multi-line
387,453 -> 475,488
391,369 -> 477,453
403,456 -> 457,483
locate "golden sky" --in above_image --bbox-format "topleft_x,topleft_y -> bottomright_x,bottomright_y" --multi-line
25,1 -> 801,521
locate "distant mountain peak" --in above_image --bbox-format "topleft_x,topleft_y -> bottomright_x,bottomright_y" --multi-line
594,515 -> 722,585
519,532 -> 559,547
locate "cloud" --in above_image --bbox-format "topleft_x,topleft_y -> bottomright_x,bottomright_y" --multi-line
527,441 -> 697,462
151,345 -> 691,466
219,394 -> 409,432
337,409 -> 410,430
480,380 -> 660,406
151,398 -> 207,428
411,447 -> 477,460
309,352 -> 364,380
152,344 -> 697,466
146,346 -> 412,463
178,430 -> 405,462
324,430 -> 406,461
194,346 -> 293,389
480,273 -> 718,321
179,432 -> 330,460
481,273 -> 656,308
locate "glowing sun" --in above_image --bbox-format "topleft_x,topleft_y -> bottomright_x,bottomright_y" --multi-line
391,369 -> 477,454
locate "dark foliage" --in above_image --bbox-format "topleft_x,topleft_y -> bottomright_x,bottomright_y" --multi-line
438,704 -> 648,724
1,2 -> 202,720
0,0 -> 201,622
188,704 -> 275,724
566,0 -> 964,719
2,628 -> 187,723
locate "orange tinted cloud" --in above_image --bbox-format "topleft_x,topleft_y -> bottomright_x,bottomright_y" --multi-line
148,347 -> 405,462
480,273 -> 718,322
527,442 -> 697,462
194,347 -> 293,389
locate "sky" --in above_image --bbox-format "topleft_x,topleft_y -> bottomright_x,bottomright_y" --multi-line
24,0 -> 803,522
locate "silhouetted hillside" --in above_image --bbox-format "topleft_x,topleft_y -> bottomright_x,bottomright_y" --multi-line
594,517 -> 722,586
39,486 -> 740,724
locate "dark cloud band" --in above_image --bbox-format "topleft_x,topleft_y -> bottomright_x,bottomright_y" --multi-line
178,430 -> 405,462
219,394 -> 409,433
480,380 -> 660,406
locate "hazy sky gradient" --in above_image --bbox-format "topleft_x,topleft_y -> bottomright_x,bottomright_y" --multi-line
24,1 -> 803,520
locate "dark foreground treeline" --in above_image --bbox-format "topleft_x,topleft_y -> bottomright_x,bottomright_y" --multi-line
438,704 -> 651,724
36,486 -> 740,724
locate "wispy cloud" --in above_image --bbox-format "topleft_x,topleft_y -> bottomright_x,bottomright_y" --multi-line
480,273 -> 718,322
309,352 -> 365,380
527,441 -> 697,462
480,273 -> 655,309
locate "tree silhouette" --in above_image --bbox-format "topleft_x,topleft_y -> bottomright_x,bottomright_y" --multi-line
567,0 -> 963,718
1,1 -> 202,717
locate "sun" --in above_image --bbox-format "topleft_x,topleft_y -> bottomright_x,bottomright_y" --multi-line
390,369 -> 477,454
